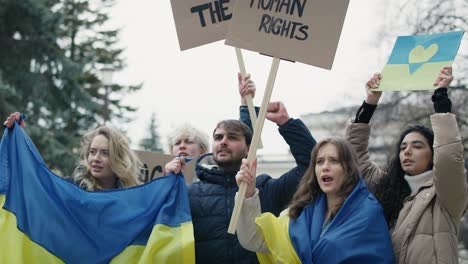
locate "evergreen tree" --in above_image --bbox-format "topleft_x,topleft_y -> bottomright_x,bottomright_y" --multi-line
0,0 -> 141,175
139,113 -> 163,153
59,0 -> 141,126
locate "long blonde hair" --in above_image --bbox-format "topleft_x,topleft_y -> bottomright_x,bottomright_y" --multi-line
73,126 -> 142,191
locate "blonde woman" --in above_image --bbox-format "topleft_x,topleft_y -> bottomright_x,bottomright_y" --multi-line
72,126 -> 141,190
4,113 -> 141,191
167,123 -> 209,158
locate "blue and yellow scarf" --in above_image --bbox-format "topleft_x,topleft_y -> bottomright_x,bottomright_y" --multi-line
255,178 -> 394,263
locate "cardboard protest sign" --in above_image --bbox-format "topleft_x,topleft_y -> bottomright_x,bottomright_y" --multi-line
378,31 -> 464,91
170,0 -> 236,50
170,1 -> 262,144
225,0 -> 349,69
135,150 -> 196,184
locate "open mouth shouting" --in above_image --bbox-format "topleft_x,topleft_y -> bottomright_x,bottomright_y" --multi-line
321,175 -> 334,185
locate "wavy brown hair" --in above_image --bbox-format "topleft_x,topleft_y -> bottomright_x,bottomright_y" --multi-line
289,138 -> 360,220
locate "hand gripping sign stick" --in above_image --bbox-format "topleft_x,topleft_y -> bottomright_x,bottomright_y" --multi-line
228,57 -> 280,234
235,47 -> 262,148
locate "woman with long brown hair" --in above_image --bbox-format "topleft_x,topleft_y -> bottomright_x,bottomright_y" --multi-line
235,138 -> 394,263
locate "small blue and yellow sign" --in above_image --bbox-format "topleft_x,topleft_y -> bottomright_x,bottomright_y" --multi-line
378,31 -> 464,91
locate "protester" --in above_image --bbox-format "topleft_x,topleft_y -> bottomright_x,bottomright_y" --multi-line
164,72 -> 257,182
235,137 -> 394,263
346,66 -> 467,263
1,114 -> 194,263
167,123 -> 209,158
164,123 -> 209,183
3,113 -> 141,191
166,101 -> 316,263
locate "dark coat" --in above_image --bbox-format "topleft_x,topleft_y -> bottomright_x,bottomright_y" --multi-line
188,118 -> 316,264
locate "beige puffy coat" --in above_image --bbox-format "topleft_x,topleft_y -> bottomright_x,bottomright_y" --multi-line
345,113 -> 467,264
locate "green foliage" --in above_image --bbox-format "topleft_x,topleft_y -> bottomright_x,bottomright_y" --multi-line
0,0 -> 141,175
139,113 -> 163,153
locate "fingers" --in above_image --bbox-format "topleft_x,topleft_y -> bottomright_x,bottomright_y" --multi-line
3,112 -> 22,128
236,158 -> 255,184
364,73 -> 382,105
236,169 -> 254,185
240,159 -> 250,172
236,158 -> 257,198
267,101 -> 281,112
433,66 -> 453,87
240,80 -> 256,96
441,66 -> 452,75
366,73 -> 382,89
238,73 -> 251,84
266,101 -> 289,125
240,80 -> 255,96
3,115 -> 13,128
164,157 -> 185,175
239,73 -> 256,98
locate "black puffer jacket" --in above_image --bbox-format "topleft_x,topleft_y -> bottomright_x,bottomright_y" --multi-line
188,118 -> 316,263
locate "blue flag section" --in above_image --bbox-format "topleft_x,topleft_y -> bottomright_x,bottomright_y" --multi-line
386,31 -> 464,73
255,178 -> 394,263
0,125 -> 195,263
379,31 -> 464,91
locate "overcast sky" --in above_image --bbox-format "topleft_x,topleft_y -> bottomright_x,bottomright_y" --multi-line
109,0 -> 387,155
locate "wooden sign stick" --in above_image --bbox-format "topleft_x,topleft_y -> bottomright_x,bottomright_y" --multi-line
228,57 -> 281,234
235,48 -> 263,148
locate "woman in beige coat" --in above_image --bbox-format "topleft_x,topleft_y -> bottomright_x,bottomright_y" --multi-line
345,66 -> 467,263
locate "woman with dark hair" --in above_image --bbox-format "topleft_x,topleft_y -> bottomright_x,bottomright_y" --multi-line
346,66 -> 467,263
234,138 -> 394,263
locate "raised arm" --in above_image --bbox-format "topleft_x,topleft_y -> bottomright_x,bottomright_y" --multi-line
239,73 -> 256,107
431,66 -> 467,219
259,102 -> 316,215
238,73 -> 259,131
345,73 -> 385,191
235,159 -> 270,253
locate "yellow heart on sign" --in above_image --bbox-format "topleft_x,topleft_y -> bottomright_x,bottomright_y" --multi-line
409,44 -> 439,63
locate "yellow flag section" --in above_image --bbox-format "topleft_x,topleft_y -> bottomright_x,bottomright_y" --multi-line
0,195 -> 62,263
111,222 -> 194,263
255,211 -> 301,264
0,195 -> 194,264
0,123 -> 194,264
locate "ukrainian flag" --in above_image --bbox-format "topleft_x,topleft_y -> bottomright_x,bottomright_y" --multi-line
0,125 -> 194,263
379,31 -> 464,91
